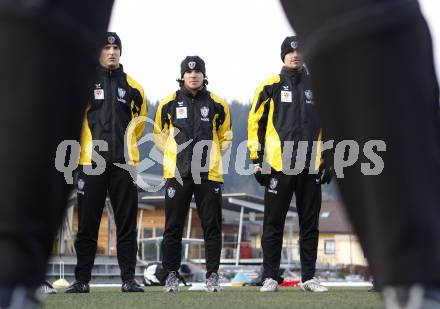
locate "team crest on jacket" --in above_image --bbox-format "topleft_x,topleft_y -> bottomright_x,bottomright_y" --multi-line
188,61 -> 196,70
167,187 -> 176,198
304,89 -> 314,104
118,88 -> 126,98
117,88 -> 127,103
201,106 -> 209,118
200,106 -> 209,121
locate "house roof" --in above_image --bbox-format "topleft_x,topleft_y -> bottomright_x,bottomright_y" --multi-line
309,200 -> 354,234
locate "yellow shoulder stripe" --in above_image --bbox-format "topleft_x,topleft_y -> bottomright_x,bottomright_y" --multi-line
210,92 -> 228,109
126,75 -> 144,96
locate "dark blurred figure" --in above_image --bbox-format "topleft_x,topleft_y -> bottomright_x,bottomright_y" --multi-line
0,1 -> 114,308
280,0 -> 440,308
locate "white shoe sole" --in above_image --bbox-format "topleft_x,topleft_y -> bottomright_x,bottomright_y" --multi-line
300,286 -> 328,292
206,288 -> 222,292
260,288 -> 278,292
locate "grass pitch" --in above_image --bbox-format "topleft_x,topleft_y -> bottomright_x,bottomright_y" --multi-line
42,287 -> 381,309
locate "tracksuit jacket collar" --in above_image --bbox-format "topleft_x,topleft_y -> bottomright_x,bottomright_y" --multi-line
281,66 -> 304,84
97,64 -> 124,77
180,86 -> 208,99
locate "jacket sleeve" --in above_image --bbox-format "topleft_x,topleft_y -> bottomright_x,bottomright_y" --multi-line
127,75 -> 147,141
247,76 -> 278,163
136,88 -> 147,141
313,129 -> 334,172
211,93 -> 233,152
153,93 -> 175,153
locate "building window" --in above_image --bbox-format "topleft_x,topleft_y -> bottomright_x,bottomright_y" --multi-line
143,228 -> 152,239
155,227 -> 164,238
324,240 -> 336,255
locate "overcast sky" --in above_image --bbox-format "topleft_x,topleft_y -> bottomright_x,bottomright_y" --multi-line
109,0 -> 440,104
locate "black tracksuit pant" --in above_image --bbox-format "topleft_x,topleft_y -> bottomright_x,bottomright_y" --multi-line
74,165 -> 138,283
162,178 -> 222,278
280,0 -> 440,288
262,171 -> 321,282
0,1 -> 113,289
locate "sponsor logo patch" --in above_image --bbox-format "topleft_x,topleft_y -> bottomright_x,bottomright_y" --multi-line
281,90 -> 292,103
176,107 -> 188,119
94,89 -> 104,100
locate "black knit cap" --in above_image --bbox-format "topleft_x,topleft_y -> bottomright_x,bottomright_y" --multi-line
102,32 -> 122,54
280,36 -> 299,61
181,56 -> 206,77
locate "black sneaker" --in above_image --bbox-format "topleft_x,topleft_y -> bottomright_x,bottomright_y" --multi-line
64,280 -> 90,293
121,279 -> 144,293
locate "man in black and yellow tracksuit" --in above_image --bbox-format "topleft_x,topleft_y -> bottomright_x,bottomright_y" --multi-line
248,36 -> 332,292
154,56 -> 232,292
66,32 -> 147,293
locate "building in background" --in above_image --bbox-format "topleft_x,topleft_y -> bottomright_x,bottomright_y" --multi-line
56,188 -> 366,269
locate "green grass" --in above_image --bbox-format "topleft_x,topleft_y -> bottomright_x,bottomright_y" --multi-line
42,287 -> 381,309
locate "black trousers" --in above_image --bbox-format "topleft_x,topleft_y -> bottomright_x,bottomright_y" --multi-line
74,165 -> 138,283
162,178 -> 222,278
262,171 -> 321,282
280,0 -> 440,287
0,1 -> 113,288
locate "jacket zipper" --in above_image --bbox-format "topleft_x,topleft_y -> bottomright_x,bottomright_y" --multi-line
110,70 -> 117,163
192,98 -> 196,140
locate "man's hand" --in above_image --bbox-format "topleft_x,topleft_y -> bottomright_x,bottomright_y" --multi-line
316,164 -> 333,185
254,163 -> 270,187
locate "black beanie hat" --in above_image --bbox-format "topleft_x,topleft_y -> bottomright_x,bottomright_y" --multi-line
180,56 -> 206,77
102,32 -> 122,54
280,36 -> 299,62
